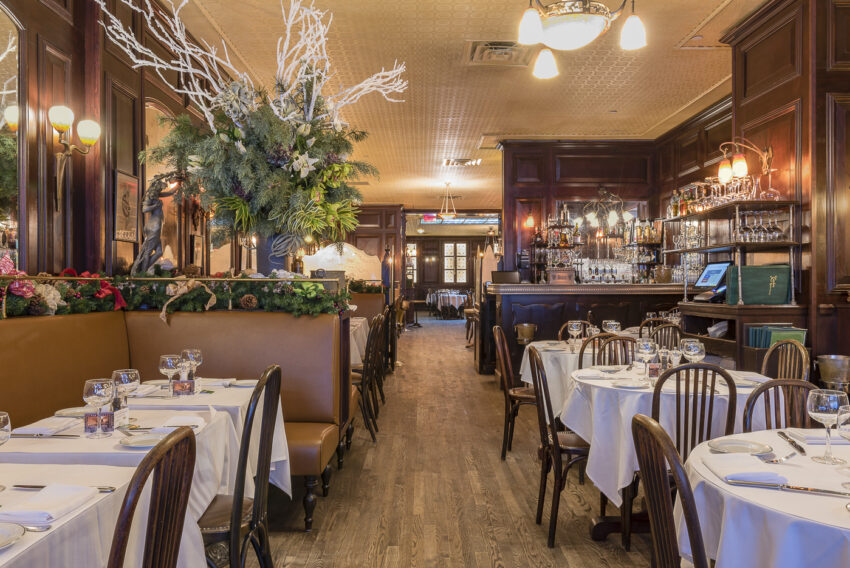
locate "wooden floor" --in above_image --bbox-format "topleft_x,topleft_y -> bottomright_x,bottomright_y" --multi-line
266,317 -> 652,567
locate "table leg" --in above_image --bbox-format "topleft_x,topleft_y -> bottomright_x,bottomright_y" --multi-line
589,482 -> 651,546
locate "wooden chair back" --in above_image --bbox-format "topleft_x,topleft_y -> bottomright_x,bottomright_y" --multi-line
761,339 -> 810,381
651,363 -> 736,459
493,326 -> 517,400
577,332 -> 615,369
649,324 -> 682,350
639,317 -> 671,337
557,320 -> 594,341
742,378 -> 817,433
529,347 -> 563,472
631,414 -> 709,568
597,336 -> 636,365
108,427 -> 196,568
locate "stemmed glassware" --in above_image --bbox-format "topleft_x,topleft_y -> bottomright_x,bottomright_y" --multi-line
602,320 -> 621,333
682,341 -> 706,364
738,214 -> 753,242
111,369 -> 140,409
807,389 -> 850,465
646,312 -> 657,321
159,355 -> 181,395
669,348 -> 683,368
0,412 -> 10,447
836,405 -> 850,487
567,321 -> 583,353
636,339 -> 657,379
83,379 -> 114,439
181,348 -> 203,379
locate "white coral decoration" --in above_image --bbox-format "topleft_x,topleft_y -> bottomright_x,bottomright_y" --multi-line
94,0 -> 407,132
34,283 -> 65,316
290,152 -> 320,178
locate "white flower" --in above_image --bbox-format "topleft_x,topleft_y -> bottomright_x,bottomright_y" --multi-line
296,123 -> 312,136
290,152 -> 319,179
34,283 -> 65,316
306,137 -> 315,148
219,132 -> 230,142
235,141 -> 247,154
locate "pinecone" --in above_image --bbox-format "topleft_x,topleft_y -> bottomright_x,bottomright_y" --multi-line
183,264 -> 201,278
239,294 -> 258,310
27,296 -> 46,316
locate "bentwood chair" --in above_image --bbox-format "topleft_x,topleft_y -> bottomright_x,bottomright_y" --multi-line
639,317 -> 670,338
107,427 -> 196,568
649,323 -> 681,350
198,365 -> 281,568
528,347 -> 590,547
557,320 -> 593,341
597,336 -> 636,366
761,339 -> 810,381
494,325 -> 537,460
577,332 -> 615,369
743,378 -> 817,433
352,315 -> 381,442
631,414 -> 709,568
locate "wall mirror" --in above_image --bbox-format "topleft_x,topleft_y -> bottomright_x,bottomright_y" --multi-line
0,3 -> 19,267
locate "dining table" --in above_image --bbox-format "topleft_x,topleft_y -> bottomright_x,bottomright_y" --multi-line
0,409 -> 239,568
350,316 -> 369,367
677,429 -> 850,567
127,378 -> 291,496
427,291 -> 466,311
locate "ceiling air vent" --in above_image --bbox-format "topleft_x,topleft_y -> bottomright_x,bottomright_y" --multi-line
443,158 -> 481,167
464,41 -> 533,67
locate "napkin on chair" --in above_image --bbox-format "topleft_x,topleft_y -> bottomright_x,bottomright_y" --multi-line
150,415 -> 206,434
197,378 -> 236,388
702,454 -> 789,484
12,417 -> 78,436
785,428 -> 850,445
0,484 -> 98,524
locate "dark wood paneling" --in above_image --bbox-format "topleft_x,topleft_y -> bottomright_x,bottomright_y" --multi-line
826,94 -> 850,290
676,128 -> 701,177
704,113 -> 733,165
554,154 -> 649,185
345,205 -> 405,291
740,100 -> 802,201
39,0 -> 72,25
828,0 -> 850,71
512,154 -> 545,184
740,6 -> 803,102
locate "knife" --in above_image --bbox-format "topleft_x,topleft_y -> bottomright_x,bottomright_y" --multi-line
10,433 -> 80,439
726,478 -> 850,498
12,484 -> 116,493
778,431 -> 806,456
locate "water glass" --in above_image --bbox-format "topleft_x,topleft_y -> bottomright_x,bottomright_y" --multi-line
111,369 -> 140,408
159,355 -> 182,396
0,411 -> 10,446
636,339 -> 657,377
645,312 -> 657,321
181,348 -> 203,378
669,349 -> 683,367
682,341 -> 705,364
567,320 -> 583,353
658,348 -> 669,370
807,389 -> 850,465
83,379 -> 114,439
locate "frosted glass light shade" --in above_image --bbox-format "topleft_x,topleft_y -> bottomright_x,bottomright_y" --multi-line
732,153 -> 748,177
76,119 -> 101,146
718,159 -> 733,184
620,14 -> 647,50
622,210 -> 634,223
518,7 -> 544,45
607,209 -> 619,227
48,105 -> 74,133
3,104 -> 18,132
524,213 -> 536,228
532,48 -> 559,79
542,13 -> 608,50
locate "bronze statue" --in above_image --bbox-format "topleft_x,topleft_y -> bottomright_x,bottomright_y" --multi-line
131,173 -> 177,275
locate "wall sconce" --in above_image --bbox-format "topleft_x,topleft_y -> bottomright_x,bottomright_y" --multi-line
49,105 -> 101,211
717,137 -> 773,185
524,212 -> 535,228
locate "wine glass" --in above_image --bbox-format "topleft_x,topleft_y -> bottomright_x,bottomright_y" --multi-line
636,338 -> 657,378
682,341 -> 706,364
567,320 -> 583,353
0,411 -> 10,447
602,320 -> 615,333
83,379 -> 114,439
669,348 -> 683,368
807,389 -> 850,465
111,369 -> 140,408
646,312 -> 657,321
836,405 -> 850,487
159,354 -> 181,396
181,348 -> 203,378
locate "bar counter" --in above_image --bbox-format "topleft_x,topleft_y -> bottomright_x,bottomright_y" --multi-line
475,283 -> 684,375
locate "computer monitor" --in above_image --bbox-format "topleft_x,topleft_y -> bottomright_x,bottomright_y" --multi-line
491,270 -> 521,284
695,261 -> 732,289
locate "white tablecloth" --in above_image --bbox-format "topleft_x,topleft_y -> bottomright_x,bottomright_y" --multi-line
519,341 -> 592,415
129,382 -> 291,496
0,410 -> 238,568
558,368 -> 771,506
427,292 -> 466,310
679,430 -> 850,567
350,316 -> 369,367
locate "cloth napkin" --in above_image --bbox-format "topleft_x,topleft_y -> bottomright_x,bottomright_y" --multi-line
12,417 -> 78,436
0,484 -> 98,524
127,384 -> 160,398
702,454 -> 789,485
574,369 -> 604,380
197,378 -> 236,388
150,415 -> 206,434
785,428 -> 850,445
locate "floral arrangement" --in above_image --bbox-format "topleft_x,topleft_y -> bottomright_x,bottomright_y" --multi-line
348,280 -> 384,294
95,0 -> 406,256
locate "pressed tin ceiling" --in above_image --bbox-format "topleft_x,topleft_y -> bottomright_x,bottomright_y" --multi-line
178,0 -> 765,210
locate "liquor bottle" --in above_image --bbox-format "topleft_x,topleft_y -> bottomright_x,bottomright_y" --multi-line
680,190 -> 689,216
667,190 -> 678,218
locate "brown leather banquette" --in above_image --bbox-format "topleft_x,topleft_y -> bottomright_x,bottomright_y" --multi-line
0,309 -> 350,530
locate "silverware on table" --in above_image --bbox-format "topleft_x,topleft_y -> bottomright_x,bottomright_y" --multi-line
778,431 -> 806,456
757,451 -> 796,464
726,479 -> 850,498
10,433 -> 80,439
12,484 -> 116,493
22,524 -> 51,532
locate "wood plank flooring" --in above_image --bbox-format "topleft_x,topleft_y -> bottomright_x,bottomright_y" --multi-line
266,317 -> 652,567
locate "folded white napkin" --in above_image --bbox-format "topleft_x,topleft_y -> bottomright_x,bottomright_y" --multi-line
786,428 -> 850,445
128,384 -> 160,398
197,378 -> 236,388
0,484 -> 98,524
150,415 -> 206,434
624,326 -> 640,333
727,370 -> 770,385
702,454 -> 789,485
12,417 -> 78,436
574,369 -> 603,379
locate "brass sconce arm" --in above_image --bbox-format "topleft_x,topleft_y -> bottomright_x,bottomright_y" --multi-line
719,136 -> 774,176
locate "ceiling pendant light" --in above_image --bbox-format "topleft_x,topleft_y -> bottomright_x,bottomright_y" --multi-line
438,181 -> 456,220
532,48 -> 559,79
619,1 -> 646,50
518,1 -> 544,45
539,0 -> 628,51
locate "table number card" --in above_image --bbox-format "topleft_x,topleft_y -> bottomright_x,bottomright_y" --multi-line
172,379 -> 195,396
84,411 -> 115,433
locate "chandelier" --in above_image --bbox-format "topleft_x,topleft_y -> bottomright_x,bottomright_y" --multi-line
519,0 -> 647,79
438,181 -> 457,220
574,188 -> 634,237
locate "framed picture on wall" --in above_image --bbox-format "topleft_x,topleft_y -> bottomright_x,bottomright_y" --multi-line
114,171 -> 139,242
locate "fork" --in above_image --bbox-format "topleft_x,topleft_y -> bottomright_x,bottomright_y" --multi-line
757,452 -> 796,464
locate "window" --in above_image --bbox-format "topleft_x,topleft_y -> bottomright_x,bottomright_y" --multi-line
405,243 -> 417,284
443,242 -> 467,284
